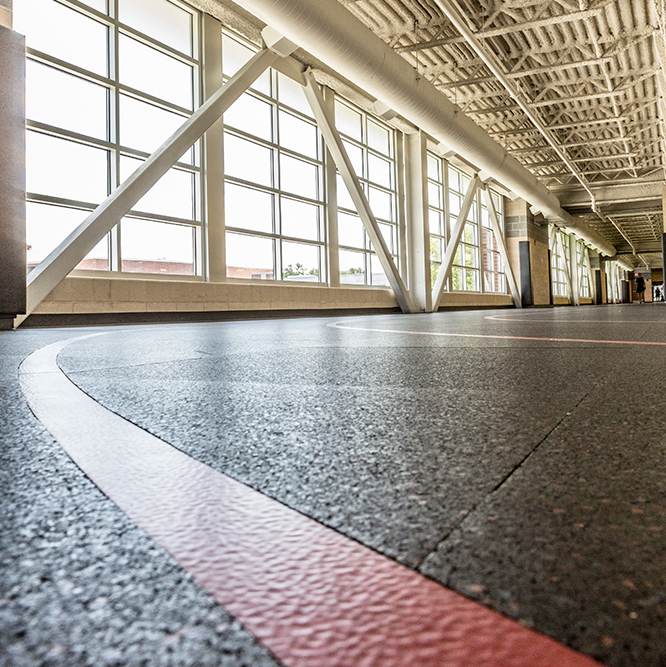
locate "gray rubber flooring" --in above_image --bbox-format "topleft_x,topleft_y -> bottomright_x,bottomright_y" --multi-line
2,304 -> 666,666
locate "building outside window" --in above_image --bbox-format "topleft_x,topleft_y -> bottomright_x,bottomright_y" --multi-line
17,0 -> 202,277
222,33 -> 325,282
335,98 -> 397,286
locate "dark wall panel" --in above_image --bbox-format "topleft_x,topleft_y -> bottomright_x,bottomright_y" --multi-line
0,25 -> 26,320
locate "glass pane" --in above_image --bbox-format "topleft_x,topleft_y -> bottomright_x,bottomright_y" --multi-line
369,187 -> 393,221
280,154 -> 319,200
222,35 -> 270,94
465,246 -> 477,267
224,93 -> 273,142
368,154 -> 392,188
342,140 -> 363,176
226,233 -> 274,279
120,156 -> 194,220
451,266 -> 462,290
463,223 -> 476,245
281,198 -> 319,241
15,0 -> 107,76
378,223 -> 395,253
449,167 -> 461,193
339,249 -> 365,284
370,254 -> 389,286
118,0 -> 192,56
26,202 -> 108,269
224,133 -> 273,187
338,212 -> 364,249
335,101 -> 362,141
449,192 -> 462,215
454,245 -> 463,265
225,183 -> 273,233
26,131 -> 108,203
279,111 -> 318,159
430,236 -> 442,262
26,60 -> 108,140
121,218 -> 194,274
119,34 -> 193,109
481,206 -> 491,228
428,182 -> 442,210
277,73 -> 312,117
466,268 -> 478,291
430,262 -> 440,288
427,154 -> 440,180
367,120 -> 390,156
282,242 -> 320,281
79,0 -> 107,12
120,94 -> 191,160
429,209 -> 442,236
337,175 -> 355,211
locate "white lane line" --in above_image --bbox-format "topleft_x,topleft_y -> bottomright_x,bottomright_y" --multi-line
328,321 -> 666,346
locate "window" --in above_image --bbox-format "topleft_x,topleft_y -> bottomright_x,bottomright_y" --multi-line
449,168 -> 479,291
222,33 -> 324,283
550,227 -> 569,298
427,152 -> 446,287
481,192 -> 506,293
577,241 -> 591,298
335,99 -> 397,286
17,0 -> 201,276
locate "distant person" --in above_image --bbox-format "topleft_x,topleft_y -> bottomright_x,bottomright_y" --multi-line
636,274 -> 646,303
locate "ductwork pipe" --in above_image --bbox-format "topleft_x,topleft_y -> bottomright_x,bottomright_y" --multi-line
235,0 -> 616,257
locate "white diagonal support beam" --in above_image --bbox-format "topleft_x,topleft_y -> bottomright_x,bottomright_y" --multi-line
301,70 -> 415,313
431,175 -> 480,312
480,185 -> 521,309
26,47 -> 279,316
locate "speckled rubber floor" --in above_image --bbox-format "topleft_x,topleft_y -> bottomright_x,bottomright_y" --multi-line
3,304 -> 666,666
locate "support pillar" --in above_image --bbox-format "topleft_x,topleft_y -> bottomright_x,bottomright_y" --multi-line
505,198 -> 550,306
0,24 -> 25,329
405,131 -> 430,312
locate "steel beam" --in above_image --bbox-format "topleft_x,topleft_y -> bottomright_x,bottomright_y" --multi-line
431,175 -> 480,312
480,185 -> 521,308
301,70 -> 415,313
26,47 -> 279,315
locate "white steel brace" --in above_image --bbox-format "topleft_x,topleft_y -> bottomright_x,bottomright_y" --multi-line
480,184 -> 521,309
25,48 -> 279,316
301,70 -> 416,313
431,174 -> 480,312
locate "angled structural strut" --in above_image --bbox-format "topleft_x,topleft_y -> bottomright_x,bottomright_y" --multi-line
26,48 -> 279,316
480,185 -> 521,309
431,175 -> 480,312
302,70 -> 415,313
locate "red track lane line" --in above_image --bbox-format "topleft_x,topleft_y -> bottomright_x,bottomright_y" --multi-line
19,335 -> 604,667
329,322 -> 666,345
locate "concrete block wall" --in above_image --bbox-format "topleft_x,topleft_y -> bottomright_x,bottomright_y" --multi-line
31,275 -> 513,319
32,277 -> 400,316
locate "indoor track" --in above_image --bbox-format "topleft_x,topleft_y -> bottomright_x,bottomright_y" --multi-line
3,304 -> 666,666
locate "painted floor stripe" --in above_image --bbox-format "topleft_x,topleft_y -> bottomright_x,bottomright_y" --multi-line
330,322 -> 666,346
485,315 -> 666,324
19,334 -> 603,667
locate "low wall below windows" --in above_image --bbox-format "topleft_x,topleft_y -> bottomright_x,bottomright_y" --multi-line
24,276 -> 515,326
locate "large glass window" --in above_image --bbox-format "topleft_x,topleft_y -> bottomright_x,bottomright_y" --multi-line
481,191 -> 506,293
16,0 -> 201,276
335,99 -> 397,286
449,168 -> 479,291
577,241 -> 591,298
550,227 -> 569,298
427,152 -> 446,287
222,33 -> 324,283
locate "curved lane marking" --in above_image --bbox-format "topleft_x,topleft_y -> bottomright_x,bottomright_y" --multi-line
20,334 -> 603,667
485,315 -> 666,324
329,321 -> 666,346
